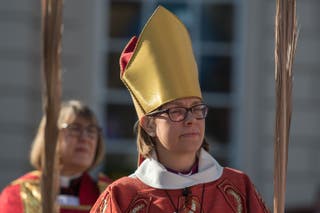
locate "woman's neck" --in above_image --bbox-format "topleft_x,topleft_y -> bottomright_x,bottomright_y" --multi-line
157,150 -> 198,172
60,168 -> 83,177
166,158 -> 198,175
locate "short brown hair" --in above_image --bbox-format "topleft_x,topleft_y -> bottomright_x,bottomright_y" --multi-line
30,100 -> 105,170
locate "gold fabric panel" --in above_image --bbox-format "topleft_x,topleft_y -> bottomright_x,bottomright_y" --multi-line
122,6 -> 202,118
16,171 -> 96,212
20,180 -> 42,213
60,205 -> 91,211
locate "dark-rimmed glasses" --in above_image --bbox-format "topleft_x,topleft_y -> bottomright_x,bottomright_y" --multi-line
61,123 -> 101,140
147,103 -> 208,122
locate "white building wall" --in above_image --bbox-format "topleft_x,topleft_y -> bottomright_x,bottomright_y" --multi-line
0,0 -> 42,188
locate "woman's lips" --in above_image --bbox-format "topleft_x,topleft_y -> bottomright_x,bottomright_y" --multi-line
75,146 -> 89,153
180,132 -> 200,137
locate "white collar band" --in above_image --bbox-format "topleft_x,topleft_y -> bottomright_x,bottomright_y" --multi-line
133,148 -> 223,189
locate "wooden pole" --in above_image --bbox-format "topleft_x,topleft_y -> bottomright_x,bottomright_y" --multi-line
274,0 -> 298,212
40,0 -> 64,212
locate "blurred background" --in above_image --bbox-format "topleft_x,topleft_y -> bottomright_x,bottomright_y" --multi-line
0,0 -> 319,212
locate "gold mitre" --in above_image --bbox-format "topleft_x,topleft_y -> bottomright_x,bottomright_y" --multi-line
120,6 -> 202,119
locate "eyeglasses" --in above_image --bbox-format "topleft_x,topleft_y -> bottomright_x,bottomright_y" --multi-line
61,123 -> 101,140
147,103 -> 208,122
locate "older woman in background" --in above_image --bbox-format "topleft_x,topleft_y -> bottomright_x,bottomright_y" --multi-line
0,100 -> 112,213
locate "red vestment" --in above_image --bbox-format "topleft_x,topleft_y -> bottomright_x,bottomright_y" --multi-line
0,170 -> 112,213
91,149 -> 269,213
91,168 -> 269,213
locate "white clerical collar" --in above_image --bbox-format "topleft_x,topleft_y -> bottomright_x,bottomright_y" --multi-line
57,195 -> 79,206
60,173 -> 82,188
133,148 -> 223,189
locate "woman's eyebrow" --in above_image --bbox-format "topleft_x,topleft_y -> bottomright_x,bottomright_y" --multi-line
165,101 -> 203,108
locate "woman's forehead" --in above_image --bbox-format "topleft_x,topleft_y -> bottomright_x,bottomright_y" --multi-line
63,114 -> 95,125
163,97 -> 202,107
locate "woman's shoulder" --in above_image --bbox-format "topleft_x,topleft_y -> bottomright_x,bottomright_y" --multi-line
211,167 -> 270,212
221,167 -> 250,180
90,176 -> 151,212
105,175 -> 154,200
1,170 -> 41,195
8,170 -> 41,187
0,170 -> 41,212
215,167 -> 255,192
108,176 -> 146,190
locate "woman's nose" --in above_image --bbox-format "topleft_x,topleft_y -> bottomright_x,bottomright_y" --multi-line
183,110 -> 196,124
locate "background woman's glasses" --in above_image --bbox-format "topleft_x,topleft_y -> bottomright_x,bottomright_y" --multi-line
61,123 -> 101,140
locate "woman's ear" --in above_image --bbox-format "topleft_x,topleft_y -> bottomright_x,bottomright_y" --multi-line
140,116 -> 156,137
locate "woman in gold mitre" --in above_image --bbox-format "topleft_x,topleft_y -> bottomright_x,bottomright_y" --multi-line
91,6 -> 269,213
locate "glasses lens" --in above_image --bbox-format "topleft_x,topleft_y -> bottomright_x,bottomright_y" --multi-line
86,125 -> 99,138
66,124 -> 82,137
192,104 -> 208,119
168,107 -> 187,122
64,123 -> 99,139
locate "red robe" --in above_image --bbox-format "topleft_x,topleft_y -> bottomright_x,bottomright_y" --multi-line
90,147 -> 269,213
0,170 -> 112,213
91,168 -> 269,213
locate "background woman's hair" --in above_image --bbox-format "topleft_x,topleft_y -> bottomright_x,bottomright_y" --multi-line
30,100 -> 105,170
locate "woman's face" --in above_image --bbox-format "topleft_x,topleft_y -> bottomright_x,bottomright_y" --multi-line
59,116 -> 99,176
152,97 -> 206,157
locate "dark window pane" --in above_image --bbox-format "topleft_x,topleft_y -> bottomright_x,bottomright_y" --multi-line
201,4 -> 234,42
109,1 -> 142,38
106,52 -> 126,89
156,3 -> 193,32
205,107 -> 230,144
200,56 -> 232,93
103,153 -> 137,179
105,104 -> 137,139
